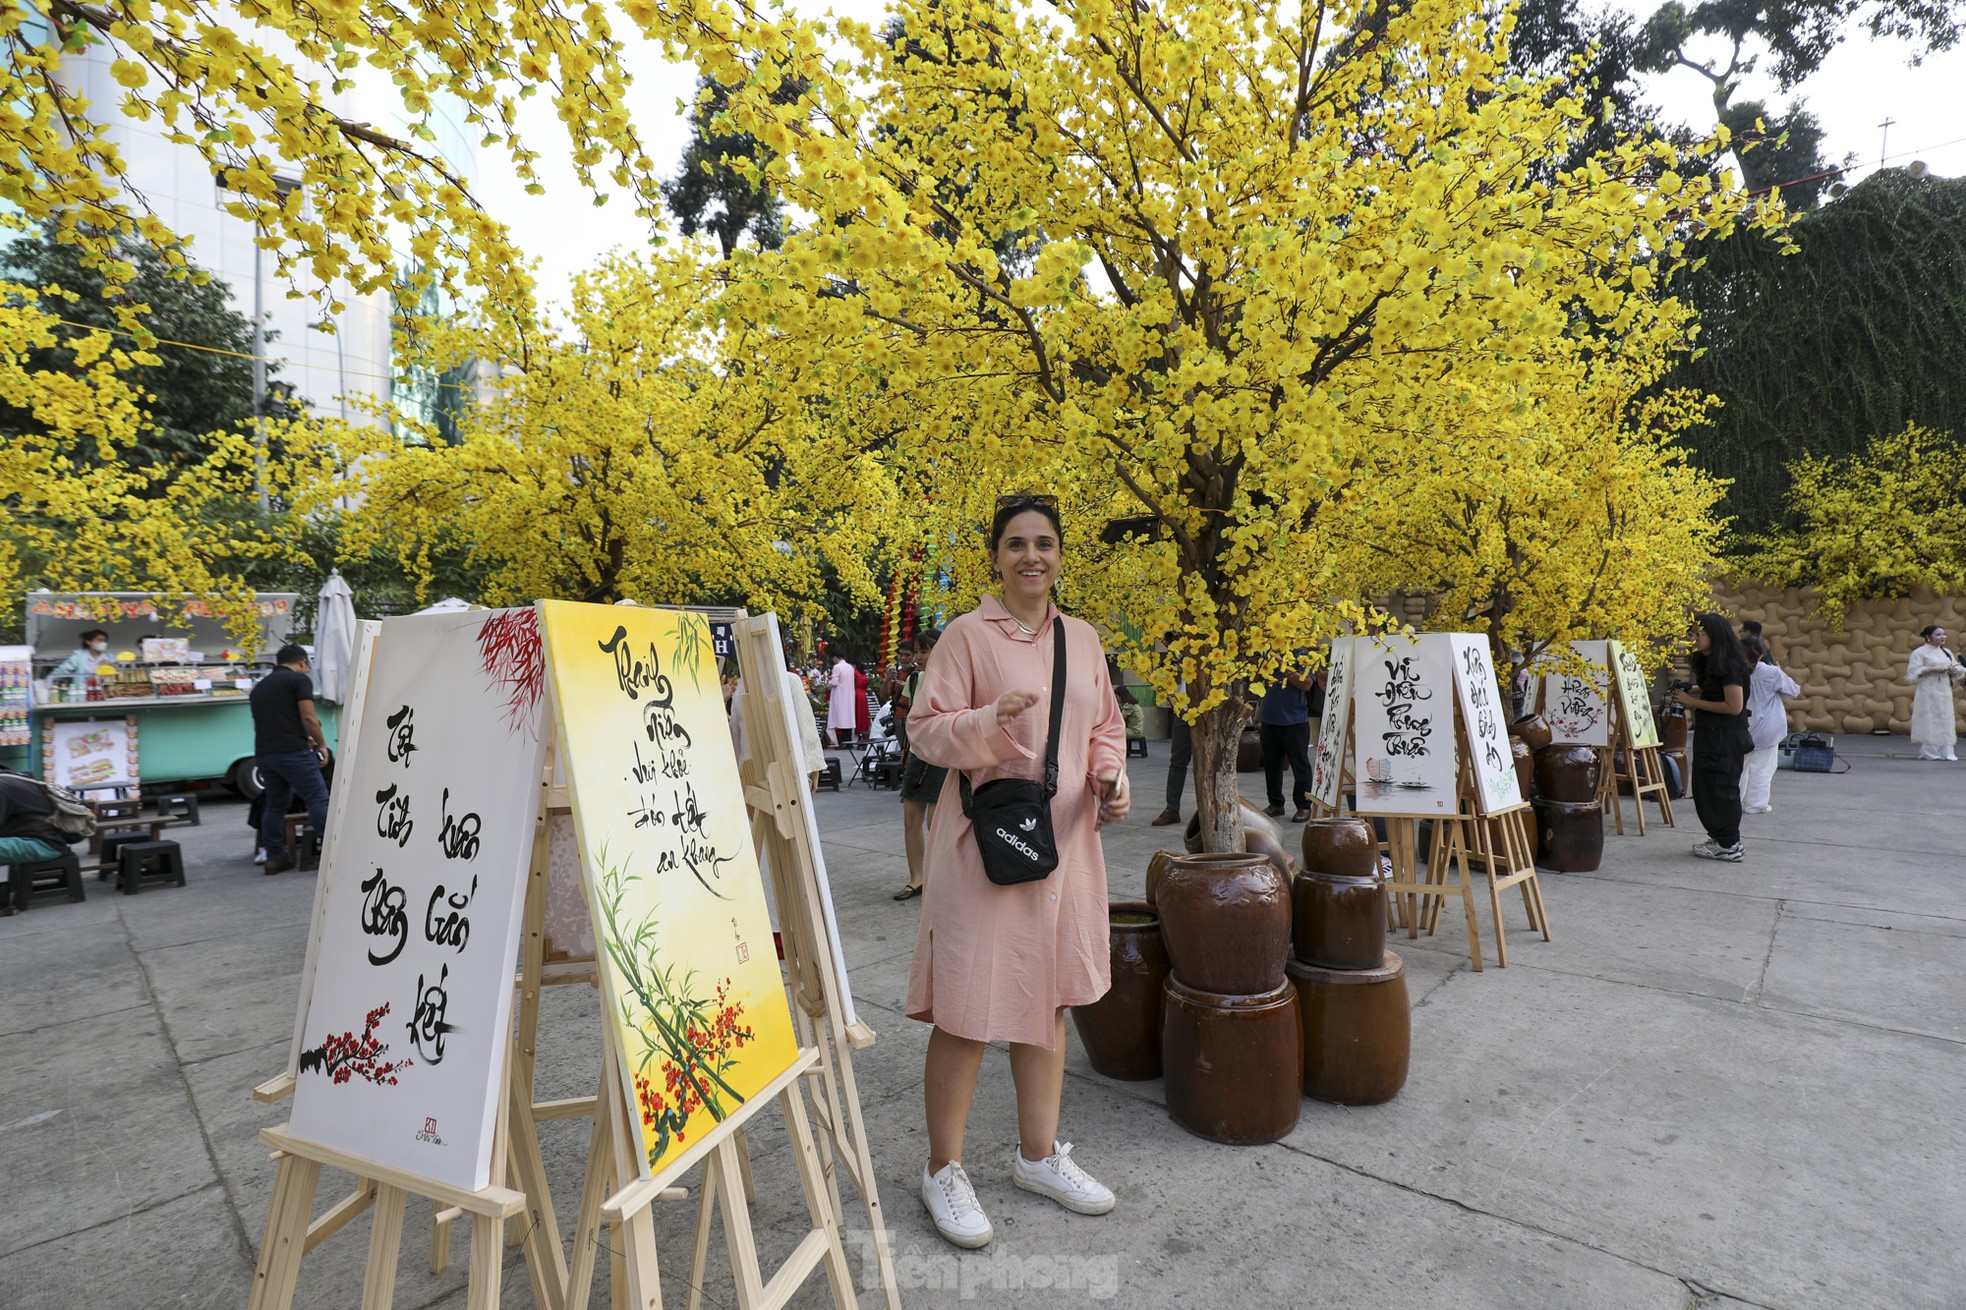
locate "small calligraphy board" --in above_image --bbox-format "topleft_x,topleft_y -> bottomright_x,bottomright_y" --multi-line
1448,635 -> 1524,813
1350,634 -> 1458,816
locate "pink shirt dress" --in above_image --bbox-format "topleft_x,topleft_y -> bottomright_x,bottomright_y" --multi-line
903,596 -> 1127,1048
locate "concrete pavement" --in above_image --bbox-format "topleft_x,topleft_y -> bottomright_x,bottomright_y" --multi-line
2,733 -> 1961,1309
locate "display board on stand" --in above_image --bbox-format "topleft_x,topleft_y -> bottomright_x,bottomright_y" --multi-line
1350,633 -> 1549,971
1350,635 -> 1458,815
1602,639 -> 1675,835
1310,636 -> 1354,815
1538,640 -> 1612,746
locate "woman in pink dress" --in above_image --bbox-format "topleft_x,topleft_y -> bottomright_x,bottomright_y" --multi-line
902,496 -> 1131,1249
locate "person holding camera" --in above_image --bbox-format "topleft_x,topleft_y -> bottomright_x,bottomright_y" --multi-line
1672,615 -> 1754,862
1740,634 -> 1799,814
902,496 -> 1129,1248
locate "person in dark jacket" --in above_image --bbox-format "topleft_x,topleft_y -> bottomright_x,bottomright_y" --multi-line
0,771 -> 73,912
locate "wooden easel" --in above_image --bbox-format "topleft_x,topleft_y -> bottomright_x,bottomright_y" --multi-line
249,607 -> 871,1310
1374,704 -> 1552,971
1600,691 -> 1676,836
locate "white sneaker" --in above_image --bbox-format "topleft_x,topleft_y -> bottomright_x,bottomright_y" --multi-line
921,1161 -> 992,1248
1743,805 -> 1773,815
253,847 -> 268,865
1012,1141 -> 1116,1216
1693,840 -> 1744,862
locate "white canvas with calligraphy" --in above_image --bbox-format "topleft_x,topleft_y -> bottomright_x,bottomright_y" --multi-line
1350,635 -> 1457,816
1310,637 -> 1354,810
1608,641 -> 1663,749
1448,636 -> 1523,813
288,609 -> 546,1192
1541,640 -> 1612,746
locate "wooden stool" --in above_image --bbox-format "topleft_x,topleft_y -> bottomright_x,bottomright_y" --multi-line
10,851 -> 85,911
282,813 -> 322,869
117,840 -> 186,894
154,793 -> 201,826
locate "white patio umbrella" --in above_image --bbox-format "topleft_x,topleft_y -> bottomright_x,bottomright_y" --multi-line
313,571 -> 358,703
412,596 -> 480,615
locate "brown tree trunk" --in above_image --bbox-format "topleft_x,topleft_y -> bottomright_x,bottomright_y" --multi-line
1190,698 -> 1249,854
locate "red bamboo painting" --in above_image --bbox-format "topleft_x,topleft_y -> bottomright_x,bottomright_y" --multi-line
477,608 -> 545,738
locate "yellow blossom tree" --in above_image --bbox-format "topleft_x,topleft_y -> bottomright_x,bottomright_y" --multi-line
1741,424 -> 1966,629
320,249 -> 895,619
0,282 -> 310,640
699,0 -> 1771,848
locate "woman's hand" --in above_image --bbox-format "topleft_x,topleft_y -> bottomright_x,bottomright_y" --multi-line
1095,772 -> 1130,827
1671,688 -> 1698,709
994,689 -> 1041,728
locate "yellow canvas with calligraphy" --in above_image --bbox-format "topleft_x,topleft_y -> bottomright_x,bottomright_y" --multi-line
539,600 -> 799,1181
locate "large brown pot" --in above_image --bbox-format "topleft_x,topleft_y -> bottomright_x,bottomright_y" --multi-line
1184,803 -> 1295,882
1535,744 -> 1601,803
1291,866 -> 1387,971
1535,799 -> 1604,872
1162,976 -> 1302,1145
1286,951 -> 1410,1105
1511,736 -> 1536,803
1512,713 -> 1553,752
1144,849 -> 1184,911
1070,901 -> 1170,1081
1155,853 -> 1292,995
1300,817 -> 1377,877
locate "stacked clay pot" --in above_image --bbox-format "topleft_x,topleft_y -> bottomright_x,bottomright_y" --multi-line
1155,851 -> 1301,1144
1531,743 -> 1604,872
1070,901 -> 1170,1080
1286,819 -> 1411,1105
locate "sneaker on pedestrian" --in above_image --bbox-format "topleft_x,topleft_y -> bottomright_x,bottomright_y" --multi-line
1692,840 -> 1743,862
1012,1141 -> 1116,1216
1150,809 -> 1181,827
921,1161 -> 992,1248
253,847 -> 268,865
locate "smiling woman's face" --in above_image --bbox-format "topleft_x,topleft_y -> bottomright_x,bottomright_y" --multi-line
991,510 -> 1062,602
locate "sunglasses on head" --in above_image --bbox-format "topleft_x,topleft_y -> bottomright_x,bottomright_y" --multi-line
996,493 -> 1059,512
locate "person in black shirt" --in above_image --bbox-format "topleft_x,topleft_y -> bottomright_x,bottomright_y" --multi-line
250,644 -> 331,875
1672,614 -> 1754,863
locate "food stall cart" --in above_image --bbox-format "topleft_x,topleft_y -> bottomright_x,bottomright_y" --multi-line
22,591 -> 341,797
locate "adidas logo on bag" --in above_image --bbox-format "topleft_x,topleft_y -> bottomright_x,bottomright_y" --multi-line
995,828 -> 1045,862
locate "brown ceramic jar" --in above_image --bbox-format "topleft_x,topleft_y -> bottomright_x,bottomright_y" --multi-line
1291,867 -> 1387,971
1070,902 -> 1170,1081
1510,736 -> 1535,803
1155,853 -> 1291,995
1300,817 -> 1377,877
1535,799 -> 1604,872
1286,950 -> 1410,1105
1535,744 -> 1602,803
1511,713 -> 1553,751
1237,729 -> 1264,773
1161,976 -> 1302,1145
1144,849 -> 1183,911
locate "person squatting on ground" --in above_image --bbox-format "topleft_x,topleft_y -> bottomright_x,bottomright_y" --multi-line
893,629 -> 948,901
1673,615 -> 1753,863
250,644 -> 331,876
902,495 -> 1129,1249
1905,625 -> 1963,761
1739,634 -> 1799,814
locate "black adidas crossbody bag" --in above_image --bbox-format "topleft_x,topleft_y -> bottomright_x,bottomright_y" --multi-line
959,621 -> 1066,886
